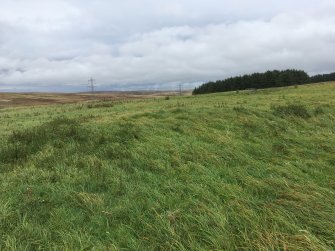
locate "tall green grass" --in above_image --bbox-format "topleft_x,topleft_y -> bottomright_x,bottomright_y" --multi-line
0,83 -> 334,250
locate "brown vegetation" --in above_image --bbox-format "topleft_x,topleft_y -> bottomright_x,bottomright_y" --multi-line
0,91 -> 190,108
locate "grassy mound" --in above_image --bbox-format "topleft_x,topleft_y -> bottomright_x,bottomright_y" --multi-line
0,83 -> 334,250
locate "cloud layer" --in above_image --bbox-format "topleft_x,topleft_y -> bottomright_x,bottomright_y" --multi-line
1,0 -> 335,91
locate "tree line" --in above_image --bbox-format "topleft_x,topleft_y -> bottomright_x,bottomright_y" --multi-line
193,69 -> 335,95
310,72 -> 335,83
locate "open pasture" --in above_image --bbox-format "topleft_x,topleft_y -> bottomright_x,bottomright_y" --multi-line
0,83 -> 334,250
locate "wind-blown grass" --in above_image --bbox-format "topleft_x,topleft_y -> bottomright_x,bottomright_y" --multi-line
0,83 -> 334,250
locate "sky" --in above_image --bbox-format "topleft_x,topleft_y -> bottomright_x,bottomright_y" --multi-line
0,0 -> 335,92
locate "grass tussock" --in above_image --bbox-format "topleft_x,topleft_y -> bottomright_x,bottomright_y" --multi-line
272,103 -> 311,118
86,101 -> 115,109
0,83 -> 334,250
0,117 -> 84,165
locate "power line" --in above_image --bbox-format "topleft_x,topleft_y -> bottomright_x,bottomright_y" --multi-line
88,77 -> 96,93
179,84 -> 183,96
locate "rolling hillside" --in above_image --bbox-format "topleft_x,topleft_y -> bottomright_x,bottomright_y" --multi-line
0,83 -> 334,250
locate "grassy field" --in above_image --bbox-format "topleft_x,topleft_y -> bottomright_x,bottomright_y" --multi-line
0,83 -> 334,250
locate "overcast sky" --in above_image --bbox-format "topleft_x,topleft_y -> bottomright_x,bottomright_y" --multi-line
1,0 -> 335,92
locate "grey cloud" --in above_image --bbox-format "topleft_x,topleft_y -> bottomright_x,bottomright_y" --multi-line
0,0 -> 335,91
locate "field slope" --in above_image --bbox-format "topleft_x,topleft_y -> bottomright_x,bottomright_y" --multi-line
0,83 -> 334,250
